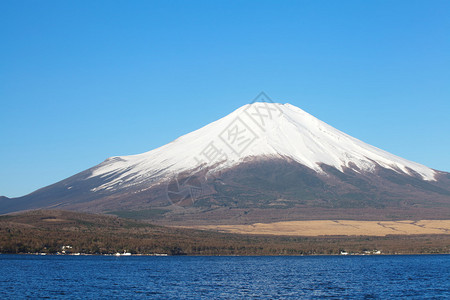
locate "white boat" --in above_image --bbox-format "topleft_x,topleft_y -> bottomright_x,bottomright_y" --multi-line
115,251 -> 132,256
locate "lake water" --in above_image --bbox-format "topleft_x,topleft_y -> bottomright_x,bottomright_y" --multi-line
0,255 -> 449,299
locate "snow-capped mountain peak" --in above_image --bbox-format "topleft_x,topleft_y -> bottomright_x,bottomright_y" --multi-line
3,101 -> 450,221
87,102 -> 436,193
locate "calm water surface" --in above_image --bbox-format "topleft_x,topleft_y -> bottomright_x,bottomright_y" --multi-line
0,255 -> 449,299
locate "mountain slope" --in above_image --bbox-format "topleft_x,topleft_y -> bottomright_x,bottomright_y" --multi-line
1,102 -> 449,223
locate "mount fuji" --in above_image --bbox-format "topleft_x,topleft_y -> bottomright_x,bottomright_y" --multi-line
1,102 -> 450,224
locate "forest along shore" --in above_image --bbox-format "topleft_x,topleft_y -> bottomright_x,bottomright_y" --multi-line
1,210 -> 449,256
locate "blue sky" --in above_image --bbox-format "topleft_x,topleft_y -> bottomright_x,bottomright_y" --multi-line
1,0 -> 449,197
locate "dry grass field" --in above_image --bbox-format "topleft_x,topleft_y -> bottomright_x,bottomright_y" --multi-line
187,220 -> 450,236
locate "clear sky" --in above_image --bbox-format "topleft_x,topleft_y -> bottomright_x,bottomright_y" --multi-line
1,0 -> 449,197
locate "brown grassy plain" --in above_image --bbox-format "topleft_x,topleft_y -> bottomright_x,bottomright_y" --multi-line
187,220 -> 450,236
